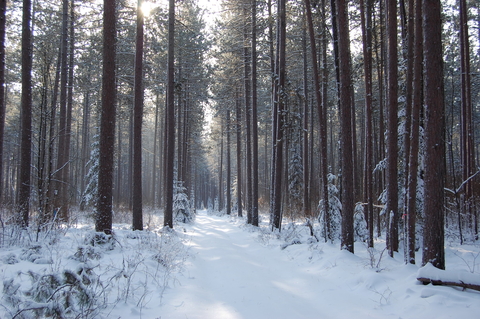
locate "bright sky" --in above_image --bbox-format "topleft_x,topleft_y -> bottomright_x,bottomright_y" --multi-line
197,0 -> 222,30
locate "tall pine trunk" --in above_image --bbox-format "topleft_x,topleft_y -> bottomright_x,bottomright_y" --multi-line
406,0 -> 422,264
386,0 -> 399,257
96,0 -> 117,234
305,0 -> 329,239
360,0 -> 374,248
251,0 -> 259,226
335,0 -> 354,253
0,0 -> 6,204
422,0 -> 445,270
132,0 -> 144,231
226,110 -> 231,215
18,0 -> 32,227
236,89 -> 243,217
164,0 -> 175,228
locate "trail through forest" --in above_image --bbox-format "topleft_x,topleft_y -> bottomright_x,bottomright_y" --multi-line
162,211 -> 333,318
159,211 -> 480,319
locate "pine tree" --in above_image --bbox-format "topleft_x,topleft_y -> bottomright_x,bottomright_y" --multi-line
96,0 -> 117,234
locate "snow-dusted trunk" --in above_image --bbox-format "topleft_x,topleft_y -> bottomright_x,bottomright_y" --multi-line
335,0 -> 354,253
405,0 -> 423,265
271,0 -> 286,231
236,89 -> 243,218
0,0 -> 5,204
243,2 -> 253,224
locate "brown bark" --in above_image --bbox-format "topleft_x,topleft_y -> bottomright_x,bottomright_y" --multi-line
18,0 -> 32,227
236,89 -> 243,217
386,0 -> 399,257
271,0 -> 286,230
421,0 -> 445,270
320,0 -> 330,241
359,0 -> 374,248
459,0 -> 475,239
96,0 -> 117,234
251,0 -> 259,226
335,0 -> 354,253
406,0 -> 423,265
132,0 -> 144,231
226,110 -> 231,215
164,0 -> 175,229
305,0 -> 329,238
54,0 -> 70,221
243,2 -> 253,224
301,12 -> 310,218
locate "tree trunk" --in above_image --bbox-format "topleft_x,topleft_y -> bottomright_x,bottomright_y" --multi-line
243,2 -> 253,224
335,0 -> 354,253
251,0 -> 259,226
54,0 -> 70,221
151,93 -> 160,207
360,0 -> 374,248
406,0 -> 422,265
421,0 -> 445,270
271,0 -> 286,231
96,0 -> 117,234
459,0 -> 475,240
0,0 -> 6,204
236,88 -> 243,217
386,0 -> 399,257
164,0 -> 175,228
218,126 -> 224,211
301,11 -> 310,218
132,0 -> 144,231
305,0 -> 329,238
320,0 -> 330,241
18,0 -> 32,227
226,109 -> 231,215
61,0 -> 75,219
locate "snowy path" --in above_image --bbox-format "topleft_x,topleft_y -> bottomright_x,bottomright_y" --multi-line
159,210 -> 480,319
160,211 -> 368,319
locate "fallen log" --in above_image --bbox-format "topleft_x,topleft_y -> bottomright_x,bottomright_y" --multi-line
417,263 -> 480,292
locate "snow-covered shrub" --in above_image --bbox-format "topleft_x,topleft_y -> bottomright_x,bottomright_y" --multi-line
354,203 -> 368,242
1,268 -> 100,319
318,173 -> 342,242
80,137 -> 99,211
279,222 -> 303,249
71,245 -> 103,262
1,253 -> 18,265
84,231 -> 115,251
20,245 -> 44,263
173,182 -> 194,223
287,138 -> 304,219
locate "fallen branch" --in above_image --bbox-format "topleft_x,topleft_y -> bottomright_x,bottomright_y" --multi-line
417,263 -> 480,292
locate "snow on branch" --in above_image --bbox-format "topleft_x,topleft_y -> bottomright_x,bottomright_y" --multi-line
417,263 -> 480,292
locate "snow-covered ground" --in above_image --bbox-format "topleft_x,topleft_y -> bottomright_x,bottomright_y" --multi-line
1,209 -> 479,318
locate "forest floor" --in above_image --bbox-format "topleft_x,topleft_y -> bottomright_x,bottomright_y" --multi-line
1,209 -> 479,318
158,210 -> 480,319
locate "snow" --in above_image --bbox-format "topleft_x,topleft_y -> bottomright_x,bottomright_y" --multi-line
1,210 -> 480,319
418,262 -> 480,286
